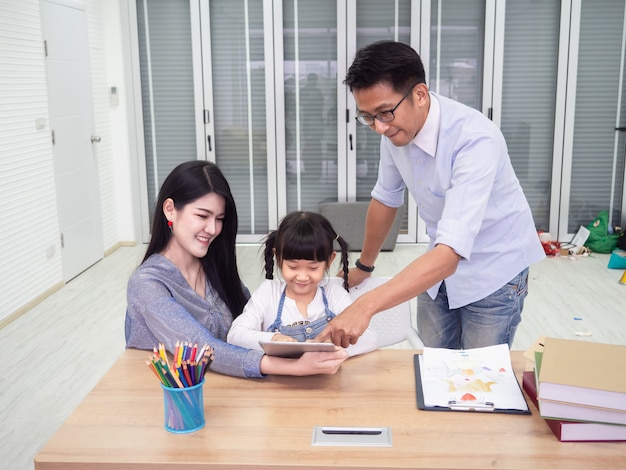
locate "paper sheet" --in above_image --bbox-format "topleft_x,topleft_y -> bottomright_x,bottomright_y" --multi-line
419,344 -> 529,411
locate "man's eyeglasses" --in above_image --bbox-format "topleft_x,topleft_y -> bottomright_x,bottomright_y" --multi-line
355,81 -> 421,126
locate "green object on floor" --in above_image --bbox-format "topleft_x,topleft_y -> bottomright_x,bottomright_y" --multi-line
585,211 -> 619,253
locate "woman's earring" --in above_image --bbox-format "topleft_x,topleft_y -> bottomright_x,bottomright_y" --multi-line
167,220 -> 173,233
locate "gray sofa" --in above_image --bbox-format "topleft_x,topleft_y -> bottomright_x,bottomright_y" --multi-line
319,201 -> 405,252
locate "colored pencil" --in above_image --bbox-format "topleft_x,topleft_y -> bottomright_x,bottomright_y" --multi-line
146,342 -> 213,388
182,361 -> 193,386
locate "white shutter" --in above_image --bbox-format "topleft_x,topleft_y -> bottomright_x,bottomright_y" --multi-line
568,1 -> 625,231
501,0 -> 561,233
0,0 -> 63,323
136,0 -> 197,221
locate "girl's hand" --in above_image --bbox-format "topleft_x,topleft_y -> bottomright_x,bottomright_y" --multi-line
271,333 -> 297,342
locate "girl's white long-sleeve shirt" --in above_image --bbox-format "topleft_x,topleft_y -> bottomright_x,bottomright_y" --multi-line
227,279 -> 377,357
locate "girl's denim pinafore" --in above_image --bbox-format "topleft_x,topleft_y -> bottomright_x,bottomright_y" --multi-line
266,286 -> 336,341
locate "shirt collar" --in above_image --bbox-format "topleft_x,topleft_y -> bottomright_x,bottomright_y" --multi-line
412,92 -> 439,157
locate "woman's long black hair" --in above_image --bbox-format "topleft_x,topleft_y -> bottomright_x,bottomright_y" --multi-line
143,160 -> 248,318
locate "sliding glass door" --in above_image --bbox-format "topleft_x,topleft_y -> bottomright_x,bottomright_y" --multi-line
132,0 -> 625,244
564,0 -> 626,235
499,0 -> 561,234
136,0 -> 199,230
352,0 -> 413,203
428,0 -> 484,110
205,0 -> 271,237
281,0 -> 338,213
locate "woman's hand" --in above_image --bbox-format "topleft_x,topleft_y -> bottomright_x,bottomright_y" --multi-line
259,348 -> 348,376
295,349 -> 348,375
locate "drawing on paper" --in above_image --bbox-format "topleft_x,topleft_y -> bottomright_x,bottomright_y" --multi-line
420,344 -> 528,410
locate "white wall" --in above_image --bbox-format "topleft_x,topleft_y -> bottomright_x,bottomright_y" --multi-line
100,0 -> 135,243
0,0 -> 136,324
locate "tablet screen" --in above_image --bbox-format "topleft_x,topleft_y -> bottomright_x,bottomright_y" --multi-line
258,341 -> 338,358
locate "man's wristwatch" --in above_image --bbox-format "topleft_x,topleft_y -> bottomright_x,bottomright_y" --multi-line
355,258 -> 375,273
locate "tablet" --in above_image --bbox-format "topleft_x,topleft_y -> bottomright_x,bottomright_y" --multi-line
258,340 -> 338,358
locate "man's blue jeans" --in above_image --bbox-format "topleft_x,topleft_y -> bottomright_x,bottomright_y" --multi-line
416,268 -> 529,349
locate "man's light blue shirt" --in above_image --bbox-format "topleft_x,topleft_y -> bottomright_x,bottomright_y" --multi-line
371,92 -> 545,308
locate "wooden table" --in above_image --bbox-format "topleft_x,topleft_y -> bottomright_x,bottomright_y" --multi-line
35,349 -> 625,469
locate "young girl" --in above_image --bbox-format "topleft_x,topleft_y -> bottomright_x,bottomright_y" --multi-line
227,211 -> 377,356
125,161 -> 348,378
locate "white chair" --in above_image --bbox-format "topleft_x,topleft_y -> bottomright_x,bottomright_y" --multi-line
329,276 -> 424,349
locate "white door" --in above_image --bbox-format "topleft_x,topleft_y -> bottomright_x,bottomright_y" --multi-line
41,0 -> 103,281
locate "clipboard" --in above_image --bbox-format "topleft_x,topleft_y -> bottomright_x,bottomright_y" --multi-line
413,354 -> 531,415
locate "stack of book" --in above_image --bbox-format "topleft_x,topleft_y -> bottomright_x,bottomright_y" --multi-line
522,337 -> 626,442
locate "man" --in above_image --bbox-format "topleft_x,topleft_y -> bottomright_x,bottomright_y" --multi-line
316,41 -> 545,350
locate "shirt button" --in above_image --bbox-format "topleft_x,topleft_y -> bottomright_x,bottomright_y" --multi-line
305,327 -> 312,334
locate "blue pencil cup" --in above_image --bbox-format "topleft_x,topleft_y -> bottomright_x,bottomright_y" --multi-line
161,379 -> 205,433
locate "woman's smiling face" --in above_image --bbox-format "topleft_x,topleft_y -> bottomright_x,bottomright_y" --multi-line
165,192 -> 226,260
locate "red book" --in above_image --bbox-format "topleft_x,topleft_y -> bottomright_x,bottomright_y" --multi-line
522,371 -> 626,442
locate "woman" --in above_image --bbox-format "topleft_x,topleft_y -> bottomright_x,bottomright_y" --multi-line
125,160 -> 348,377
